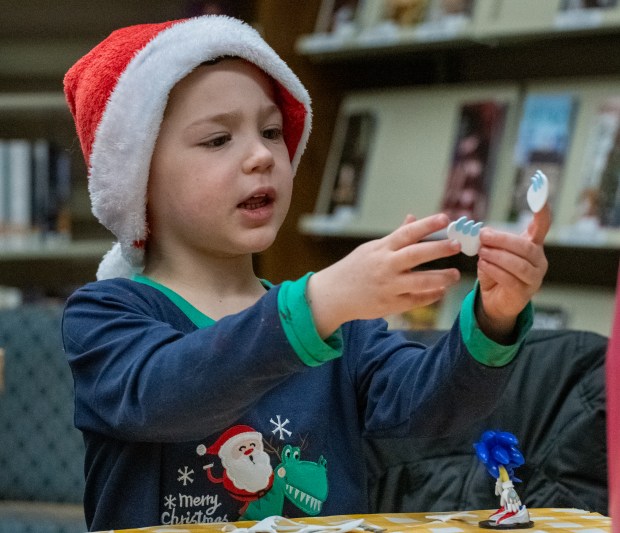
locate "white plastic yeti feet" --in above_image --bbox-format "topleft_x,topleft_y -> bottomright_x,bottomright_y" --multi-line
447,216 -> 483,257
526,170 -> 549,213
447,170 -> 547,257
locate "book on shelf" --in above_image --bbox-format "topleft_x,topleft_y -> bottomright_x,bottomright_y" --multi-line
573,96 -> 620,230
48,144 -> 73,236
427,0 -> 475,19
439,99 -> 507,221
326,110 -> 376,218
417,0 -> 475,36
32,139 -> 51,235
6,139 -> 32,234
507,92 -> 579,226
376,0 -> 430,29
472,0 -> 620,40
360,0 -> 475,42
555,0 -> 620,29
298,108 -> 378,235
315,0 -> 364,36
559,0 -> 618,10
0,138 -> 72,247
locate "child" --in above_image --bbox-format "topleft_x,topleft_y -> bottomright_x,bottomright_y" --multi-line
62,15 -> 550,531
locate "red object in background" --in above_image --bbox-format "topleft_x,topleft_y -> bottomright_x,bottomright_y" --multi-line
608,266 -> 620,530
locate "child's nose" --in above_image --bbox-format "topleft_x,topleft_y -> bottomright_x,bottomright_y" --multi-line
242,137 -> 275,174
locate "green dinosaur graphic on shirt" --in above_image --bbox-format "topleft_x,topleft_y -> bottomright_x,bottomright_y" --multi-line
240,444 -> 328,520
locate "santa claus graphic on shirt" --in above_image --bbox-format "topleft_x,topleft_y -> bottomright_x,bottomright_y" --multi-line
197,425 -> 274,503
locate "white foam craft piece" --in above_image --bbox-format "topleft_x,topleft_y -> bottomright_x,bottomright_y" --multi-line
526,169 -> 549,213
447,216 -> 483,257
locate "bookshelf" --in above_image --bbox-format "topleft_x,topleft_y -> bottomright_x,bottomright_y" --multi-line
269,0 -> 620,336
299,78 -> 620,249
0,0 -> 258,297
0,91 -> 113,295
297,0 -> 620,60
0,0 -> 192,296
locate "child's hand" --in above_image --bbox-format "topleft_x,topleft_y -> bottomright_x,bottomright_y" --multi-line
475,205 -> 551,343
307,213 -> 462,338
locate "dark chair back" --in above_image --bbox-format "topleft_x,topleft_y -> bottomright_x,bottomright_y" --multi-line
365,329 -> 608,515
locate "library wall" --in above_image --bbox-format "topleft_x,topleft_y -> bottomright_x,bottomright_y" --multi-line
0,0 -> 618,335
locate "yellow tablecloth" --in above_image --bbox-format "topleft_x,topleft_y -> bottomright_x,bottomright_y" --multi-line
98,508 -> 610,533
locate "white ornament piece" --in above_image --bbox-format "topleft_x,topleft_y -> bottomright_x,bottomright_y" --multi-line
222,516 -> 366,533
447,216 -> 483,257
527,170 -> 549,213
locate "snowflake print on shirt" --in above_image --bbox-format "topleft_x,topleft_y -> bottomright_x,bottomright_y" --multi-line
177,466 -> 194,486
270,415 -> 292,440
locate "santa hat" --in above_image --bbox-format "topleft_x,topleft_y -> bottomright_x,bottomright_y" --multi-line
63,15 -> 312,280
198,425 -> 263,460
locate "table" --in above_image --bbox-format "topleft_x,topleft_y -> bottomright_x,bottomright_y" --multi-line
96,508 -> 610,533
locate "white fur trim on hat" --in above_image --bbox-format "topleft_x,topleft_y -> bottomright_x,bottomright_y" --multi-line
71,16 -> 311,280
96,242 -> 142,281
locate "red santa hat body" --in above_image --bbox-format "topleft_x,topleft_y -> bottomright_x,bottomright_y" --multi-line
64,16 -> 312,280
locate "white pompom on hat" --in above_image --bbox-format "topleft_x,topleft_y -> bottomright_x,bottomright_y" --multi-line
63,16 -> 312,280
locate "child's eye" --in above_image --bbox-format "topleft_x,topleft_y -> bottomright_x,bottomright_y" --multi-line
202,134 -> 231,148
263,127 -> 283,141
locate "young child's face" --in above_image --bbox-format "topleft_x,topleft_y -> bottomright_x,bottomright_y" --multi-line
147,58 -> 294,260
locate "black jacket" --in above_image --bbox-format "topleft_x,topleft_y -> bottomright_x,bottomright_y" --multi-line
365,329 -> 608,515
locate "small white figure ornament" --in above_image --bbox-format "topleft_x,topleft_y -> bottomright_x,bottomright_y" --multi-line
526,170 -> 549,213
447,216 -> 483,257
448,169 -> 549,256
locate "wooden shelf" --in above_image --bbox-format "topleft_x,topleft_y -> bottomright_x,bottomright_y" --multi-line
0,239 -> 111,291
0,92 -> 68,113
297,0 -> 620,62
298,25 -> 620,61
0,238 -> 111,261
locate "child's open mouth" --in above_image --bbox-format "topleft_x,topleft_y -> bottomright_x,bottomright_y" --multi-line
238,193 -> 273,211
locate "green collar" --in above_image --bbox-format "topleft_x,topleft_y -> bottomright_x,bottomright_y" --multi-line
133,274 -> 214,328
132,274 -> 272,328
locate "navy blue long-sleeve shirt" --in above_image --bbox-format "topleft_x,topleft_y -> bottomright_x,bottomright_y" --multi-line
62,276 -> 530,531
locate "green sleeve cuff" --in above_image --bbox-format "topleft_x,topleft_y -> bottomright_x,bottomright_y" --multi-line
459,282 -> 534,367
277,273 -> 343,367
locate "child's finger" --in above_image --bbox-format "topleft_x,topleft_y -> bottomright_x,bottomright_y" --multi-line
525,204 -> 552,245
394,239 -> 461,271
394,268 -> 460,294
478,258 -> 533,300
388,213 -> 450,251
397,287 -> 449,310
398,268 -> 461,294
478,248 -> 540,287
480,229 -> 546,267
400,214 -> 417,226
